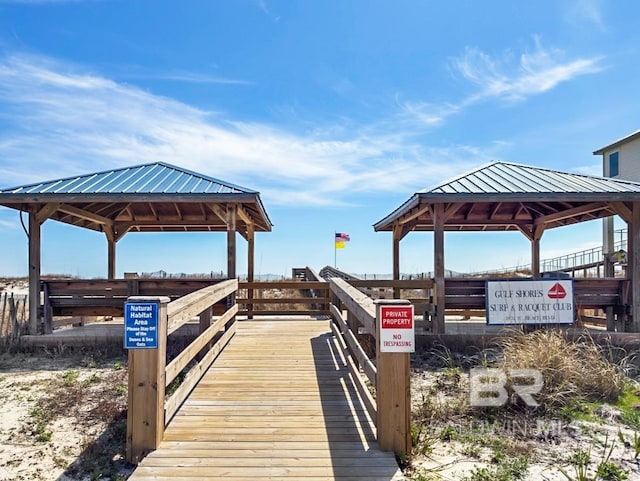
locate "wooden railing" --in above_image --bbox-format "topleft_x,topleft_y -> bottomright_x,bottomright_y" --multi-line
40,275 -> 631,336
237,280 -> 331,317
41,278 -> 227,334
328,277 -> 411,455
126,279 -> 238,463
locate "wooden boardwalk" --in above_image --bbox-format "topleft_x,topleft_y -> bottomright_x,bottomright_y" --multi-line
129,319 -> 404,480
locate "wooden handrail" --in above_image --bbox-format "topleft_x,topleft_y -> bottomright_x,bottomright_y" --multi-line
126,281 -> 239,464
165,304 -> 238,386
330,321 -> 376,422
347,279 -> 434,289
164,320 -> 237,421
167,279 -> 237,335
328,279 -> 411,456
330,304 -> 376,387
329,278 -> 376,335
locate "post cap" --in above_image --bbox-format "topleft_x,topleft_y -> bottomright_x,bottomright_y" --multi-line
126,296 -> 171,304
374,299 -> 412,305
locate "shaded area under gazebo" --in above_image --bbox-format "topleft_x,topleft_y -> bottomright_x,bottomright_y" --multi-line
374,162 -> 640,333
0,162 -> 272,333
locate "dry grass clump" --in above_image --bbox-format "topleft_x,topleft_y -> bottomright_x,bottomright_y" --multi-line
500,329 -> 626,412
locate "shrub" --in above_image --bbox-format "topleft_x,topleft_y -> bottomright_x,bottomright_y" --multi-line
499,330 -> 625,412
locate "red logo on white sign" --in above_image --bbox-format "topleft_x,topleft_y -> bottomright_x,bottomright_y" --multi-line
548,283 -> 567,299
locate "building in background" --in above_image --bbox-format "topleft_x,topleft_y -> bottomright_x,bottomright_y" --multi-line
594,129 -> 640,276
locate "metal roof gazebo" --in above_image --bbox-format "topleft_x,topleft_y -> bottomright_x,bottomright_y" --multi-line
374,161 -> 640,333
0,162 -> 273,332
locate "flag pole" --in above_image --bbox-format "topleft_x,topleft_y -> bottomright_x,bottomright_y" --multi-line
334,232 -> 337,268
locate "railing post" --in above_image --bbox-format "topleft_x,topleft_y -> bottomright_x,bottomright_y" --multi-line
126,296 -> 169,464
375,299 -> 413,456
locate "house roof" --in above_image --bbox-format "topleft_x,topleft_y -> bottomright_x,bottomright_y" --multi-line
0,162 -> 272,235
374,161 -> 640,234
593,129 -> 640,155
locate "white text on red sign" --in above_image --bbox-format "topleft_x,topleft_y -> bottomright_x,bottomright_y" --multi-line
381,307 -> 413,329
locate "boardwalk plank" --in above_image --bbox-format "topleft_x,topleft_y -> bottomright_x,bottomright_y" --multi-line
129,319 -> 404,481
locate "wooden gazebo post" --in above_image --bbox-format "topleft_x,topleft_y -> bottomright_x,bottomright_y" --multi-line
106,229 -> 117,280
531,225 -> 544,277
28,211 -> 41,334
392,224 -> 402,299
432,203 -> 445,334
226,206 -> 237,279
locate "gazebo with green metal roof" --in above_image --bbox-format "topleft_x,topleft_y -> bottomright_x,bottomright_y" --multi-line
0,162 -> 273,333
374,161 -> 640,333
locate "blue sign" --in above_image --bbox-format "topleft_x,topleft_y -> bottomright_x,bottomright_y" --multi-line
124,302 -> 159,349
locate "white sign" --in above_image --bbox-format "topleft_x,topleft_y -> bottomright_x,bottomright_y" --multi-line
486,279 -> 574,325
379,305 -> 415,352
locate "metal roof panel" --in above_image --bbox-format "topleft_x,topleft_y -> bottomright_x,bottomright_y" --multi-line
0,162 -> 256,195
421,161 -> 640,195
374,161 -> 640,231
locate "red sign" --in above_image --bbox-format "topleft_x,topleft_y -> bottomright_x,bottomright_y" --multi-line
548,283 -> 567,299
381,306 -> 413,329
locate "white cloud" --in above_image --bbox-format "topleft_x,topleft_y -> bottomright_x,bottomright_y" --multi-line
397,100 -> 459,127
404,38 -> 604,126
0,0 -> 85,3
564,0 -> 606,31
0,219 -> 20,231
0,53 -> 494,205
121,68 -> 254,86
573,163 -> 603,177
454,37 -> 604,103
258,0 -> 280,22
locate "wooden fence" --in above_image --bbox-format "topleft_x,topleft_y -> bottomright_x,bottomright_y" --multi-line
0,292 -> 29,345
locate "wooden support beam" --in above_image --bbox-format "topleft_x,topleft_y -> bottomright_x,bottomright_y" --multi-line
107,237 -> 116,280
236,205 -> 252,225
533,202 -> 607,227
398,203 -> 430,225
443,203 -> 463,220
433,203 -> 445,334
610,202 -> 632,224
28,212 -> 41,334
104,226 -> 117,280
247,223 -> 255,319
57,203 -> 113,226
392,224 -> 401,299
35,203 -> 60,224
226,206 -> 237,279
531,224 -> 545,277
516,225 -> 534,241
209,203 -> 227,223
489,202 -> 503,220
111,224 -> 132,242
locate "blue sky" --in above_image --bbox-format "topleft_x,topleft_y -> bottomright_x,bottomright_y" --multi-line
0,0 -> 636,278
